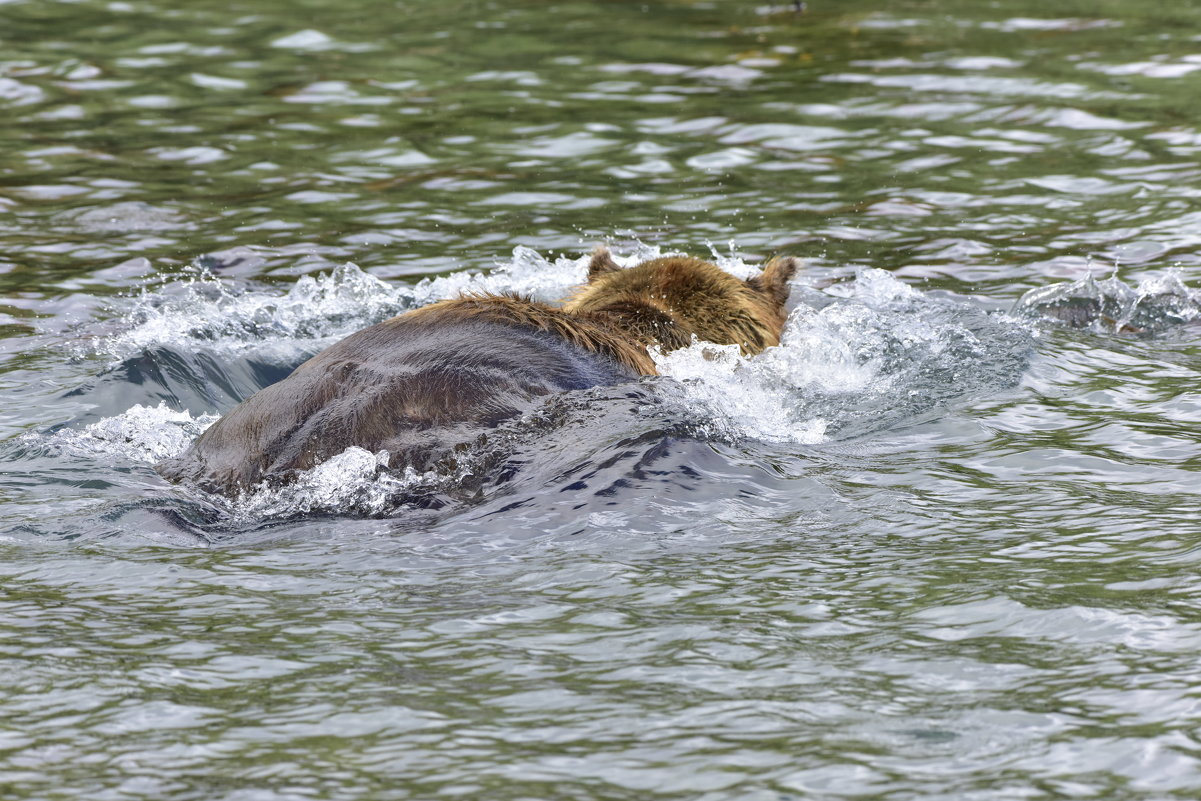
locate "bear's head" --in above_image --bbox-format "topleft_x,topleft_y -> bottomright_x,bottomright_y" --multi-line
564,248 -> 798,355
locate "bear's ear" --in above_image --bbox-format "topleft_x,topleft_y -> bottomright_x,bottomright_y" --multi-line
588,247 -> 623,281
747,256 -> 798,307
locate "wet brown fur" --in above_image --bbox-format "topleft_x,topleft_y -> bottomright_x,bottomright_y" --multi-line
403,292 -> 659,375
156,249 -> 798,495
569,249 -> 797,355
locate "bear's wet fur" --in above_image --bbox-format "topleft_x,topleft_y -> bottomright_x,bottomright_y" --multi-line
156,248 -> 798,495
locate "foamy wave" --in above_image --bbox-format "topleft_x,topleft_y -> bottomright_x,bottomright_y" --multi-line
655,268 -> 1032,443
228,448 -> 438,519
88,263 -> 411,363
35,402 -> 218,463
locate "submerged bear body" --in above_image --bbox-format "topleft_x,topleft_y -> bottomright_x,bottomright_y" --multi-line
157,250 -> 797,495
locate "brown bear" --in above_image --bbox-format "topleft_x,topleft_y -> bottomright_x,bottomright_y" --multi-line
155,248 -> 798,495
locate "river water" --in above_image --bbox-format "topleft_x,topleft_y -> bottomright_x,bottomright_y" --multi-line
3,1 -> 1201,798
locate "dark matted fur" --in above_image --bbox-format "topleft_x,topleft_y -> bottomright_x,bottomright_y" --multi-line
156,248 -> 797,495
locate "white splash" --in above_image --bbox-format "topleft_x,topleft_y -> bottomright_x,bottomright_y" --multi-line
653,338 -> 833,444
35,402 -> 218,463
229,447 -> 435,519
702,239 -> 763,280
89,262 -> 410,363
656,268 -> 1031,444
36,402 -> 443,518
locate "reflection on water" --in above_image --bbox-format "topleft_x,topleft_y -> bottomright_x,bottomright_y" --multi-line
3,0 -> 1201,798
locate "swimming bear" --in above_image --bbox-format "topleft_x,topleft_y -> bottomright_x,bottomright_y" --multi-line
155,248 -> 798,495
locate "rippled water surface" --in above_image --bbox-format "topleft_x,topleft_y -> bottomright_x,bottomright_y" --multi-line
4,0 -> 1201,798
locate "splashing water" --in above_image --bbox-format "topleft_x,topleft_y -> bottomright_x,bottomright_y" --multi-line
229,448 -> 437,520
655,268 -> 1034,443
87,245 -> 688,365
1014,271 -> 1201,334
33,402 -> 218,463
55,252 -> 1035,520
87,263 -> 412,364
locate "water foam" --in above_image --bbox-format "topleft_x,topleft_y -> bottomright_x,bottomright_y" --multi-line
229,448 -> 437,520
35,402 -> 218,463
655,268 -> 1032,443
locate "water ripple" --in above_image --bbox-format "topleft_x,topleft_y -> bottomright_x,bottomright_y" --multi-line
4,0 -> 1201,798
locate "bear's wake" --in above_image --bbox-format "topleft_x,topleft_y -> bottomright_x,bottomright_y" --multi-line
42,252 -> 1038,522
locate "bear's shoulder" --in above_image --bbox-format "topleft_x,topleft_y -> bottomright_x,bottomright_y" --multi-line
396,294 -> 658,375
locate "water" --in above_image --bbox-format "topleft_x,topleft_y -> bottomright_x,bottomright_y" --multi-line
3,0 -> 1201,797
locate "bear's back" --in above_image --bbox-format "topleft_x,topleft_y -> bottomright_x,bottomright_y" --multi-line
156,312 -> 639,494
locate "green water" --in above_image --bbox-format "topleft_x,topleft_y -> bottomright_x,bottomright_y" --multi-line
3,1 -> 1201,798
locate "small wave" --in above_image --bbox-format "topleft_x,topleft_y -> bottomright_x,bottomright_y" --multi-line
655,268 -> 1033,443
87,263 -> 412,364
1014,271 -> 1201,334
228,448 -> 438,520
33,402 -> 218,463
